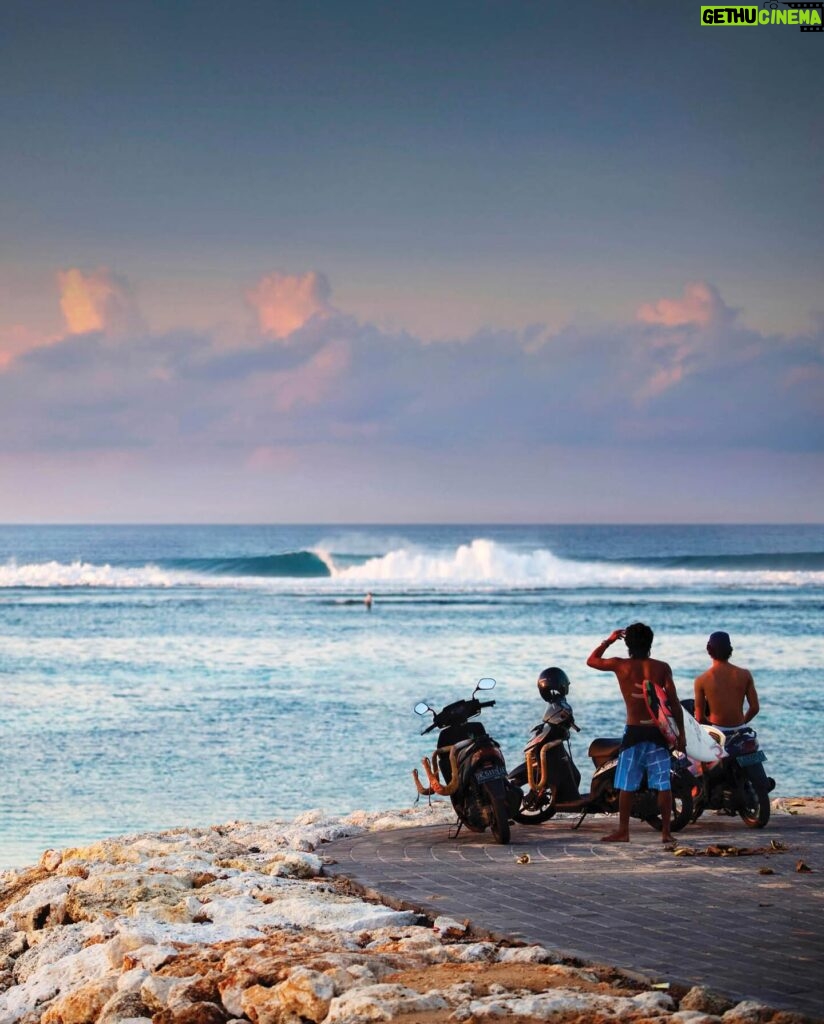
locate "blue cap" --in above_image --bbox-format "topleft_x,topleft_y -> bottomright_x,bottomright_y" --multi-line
707,631 -> 732,655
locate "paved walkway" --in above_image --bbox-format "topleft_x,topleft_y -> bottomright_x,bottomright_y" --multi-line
327,811 -> 823,1018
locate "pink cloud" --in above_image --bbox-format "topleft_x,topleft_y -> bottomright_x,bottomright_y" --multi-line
57,267 -> 143,336
637,282 -> 732,330
246,271 -> 333,339
0,324 -> 56,370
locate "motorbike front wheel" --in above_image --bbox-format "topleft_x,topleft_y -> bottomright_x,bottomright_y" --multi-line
489,792 -> 511,844
643,788 -> 693,833
738,779 -> 770,828
512,785 -> 557,825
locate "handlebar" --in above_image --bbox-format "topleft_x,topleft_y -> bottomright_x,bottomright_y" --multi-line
420,695 -> 496,735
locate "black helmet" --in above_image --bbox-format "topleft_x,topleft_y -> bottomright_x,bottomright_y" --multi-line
537,667 -> 570,701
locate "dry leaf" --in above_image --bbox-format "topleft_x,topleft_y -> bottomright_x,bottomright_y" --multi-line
796,860 -> 812,873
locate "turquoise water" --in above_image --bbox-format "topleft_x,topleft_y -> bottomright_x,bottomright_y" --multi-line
1,524 -> 822,868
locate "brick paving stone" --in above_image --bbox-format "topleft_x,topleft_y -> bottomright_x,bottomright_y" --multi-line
327,810 -> 824,1018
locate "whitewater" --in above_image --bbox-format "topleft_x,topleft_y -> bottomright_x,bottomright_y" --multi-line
1,523 -> 822,868
2,537 -> 824,590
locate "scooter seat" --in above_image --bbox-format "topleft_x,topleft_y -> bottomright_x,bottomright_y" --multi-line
588,737 -> 621,762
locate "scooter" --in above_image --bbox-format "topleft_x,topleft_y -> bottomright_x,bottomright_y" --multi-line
412,678 -> 521,844
508,681 -> 694,833
679,709 -> 775,828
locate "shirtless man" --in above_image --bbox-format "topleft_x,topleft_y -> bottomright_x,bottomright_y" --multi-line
587,622 -> 685,843
694,631 -> 759,727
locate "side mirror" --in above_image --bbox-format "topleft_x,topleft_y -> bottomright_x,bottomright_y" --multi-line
414,702 -> 431,716
475,677 -> 496,692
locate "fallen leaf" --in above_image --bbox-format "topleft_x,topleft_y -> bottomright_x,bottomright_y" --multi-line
651,982 -> 670,990
796,860 -> 812,873
515,853 -> 531,864
758,867 -> 774,875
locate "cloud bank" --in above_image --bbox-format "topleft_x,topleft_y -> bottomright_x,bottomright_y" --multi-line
1,271 -> 821,460
0,269 -> 822,521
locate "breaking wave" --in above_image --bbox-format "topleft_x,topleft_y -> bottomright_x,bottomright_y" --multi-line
163,552 -> 332,577
331,538 -> 824,589
1,539 -> 822,590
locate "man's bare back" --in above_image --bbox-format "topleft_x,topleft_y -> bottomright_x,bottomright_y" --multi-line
694,661 -> 759,727
694,630 -> 759,727
614,657 -> 677,725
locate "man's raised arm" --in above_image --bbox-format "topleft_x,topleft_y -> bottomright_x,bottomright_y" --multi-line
586,628 -> 625,670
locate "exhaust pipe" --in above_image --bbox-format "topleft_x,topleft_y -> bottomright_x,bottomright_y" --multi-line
526,738 -> 563,793
419,745 -> 460,796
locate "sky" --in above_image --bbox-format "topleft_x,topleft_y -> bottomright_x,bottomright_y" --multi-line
1,0 -> 822,523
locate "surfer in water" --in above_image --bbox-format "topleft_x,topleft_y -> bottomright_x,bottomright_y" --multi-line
587,622 -> 686,843
694,631 -> 759,728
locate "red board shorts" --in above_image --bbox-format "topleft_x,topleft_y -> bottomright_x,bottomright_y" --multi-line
615,743 -> 670,791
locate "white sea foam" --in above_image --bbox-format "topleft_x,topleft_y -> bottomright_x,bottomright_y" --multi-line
329,537 -> 824,590
0,559 -> 194,589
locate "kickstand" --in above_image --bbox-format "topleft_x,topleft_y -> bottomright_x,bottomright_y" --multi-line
449,818 -> 464,839
571,811 -> 588,830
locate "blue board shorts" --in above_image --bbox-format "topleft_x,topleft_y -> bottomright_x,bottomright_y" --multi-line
615,743 -> 671,792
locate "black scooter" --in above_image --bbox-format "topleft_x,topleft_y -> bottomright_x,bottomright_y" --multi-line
509,683 -> 694,833
412,678 -> 521,844
678,702 -> 775,828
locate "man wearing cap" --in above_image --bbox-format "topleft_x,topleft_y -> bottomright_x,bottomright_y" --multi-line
694,631 -> 760,728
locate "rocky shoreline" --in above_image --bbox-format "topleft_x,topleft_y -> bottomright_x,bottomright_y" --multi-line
0,803 -> 818,1024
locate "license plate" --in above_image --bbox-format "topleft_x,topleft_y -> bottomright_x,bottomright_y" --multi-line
475,766 -> 506,783
737,750 -> 766,766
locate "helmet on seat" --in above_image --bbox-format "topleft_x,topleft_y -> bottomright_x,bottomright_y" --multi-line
537,667 -> 570,701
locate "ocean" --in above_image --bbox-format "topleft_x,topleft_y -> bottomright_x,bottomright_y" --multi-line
1,523 -> 822,869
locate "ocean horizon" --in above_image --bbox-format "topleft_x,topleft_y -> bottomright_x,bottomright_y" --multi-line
2,522 -> 822,869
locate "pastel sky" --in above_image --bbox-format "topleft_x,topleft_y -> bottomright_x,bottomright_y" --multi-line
1,1 -> 822,522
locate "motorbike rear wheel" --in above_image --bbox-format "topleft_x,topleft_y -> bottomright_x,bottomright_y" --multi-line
489,793 -> 511,844
738,779 -> 770,828
644,788 -> 693,833
512,785 -> 557,825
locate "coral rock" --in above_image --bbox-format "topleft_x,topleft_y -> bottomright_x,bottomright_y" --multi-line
240,985 -> 286,1024
39,851 -> 63,873
97,989 -> 152,1024
40,976 -> 119,1024
680,985 -> 735,1016
325,982 -> 448,1022
273,967 -> 334,1023
722,1001 -> 773,1024
433,916 -> 466,939
152,1001 -> 227,1024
